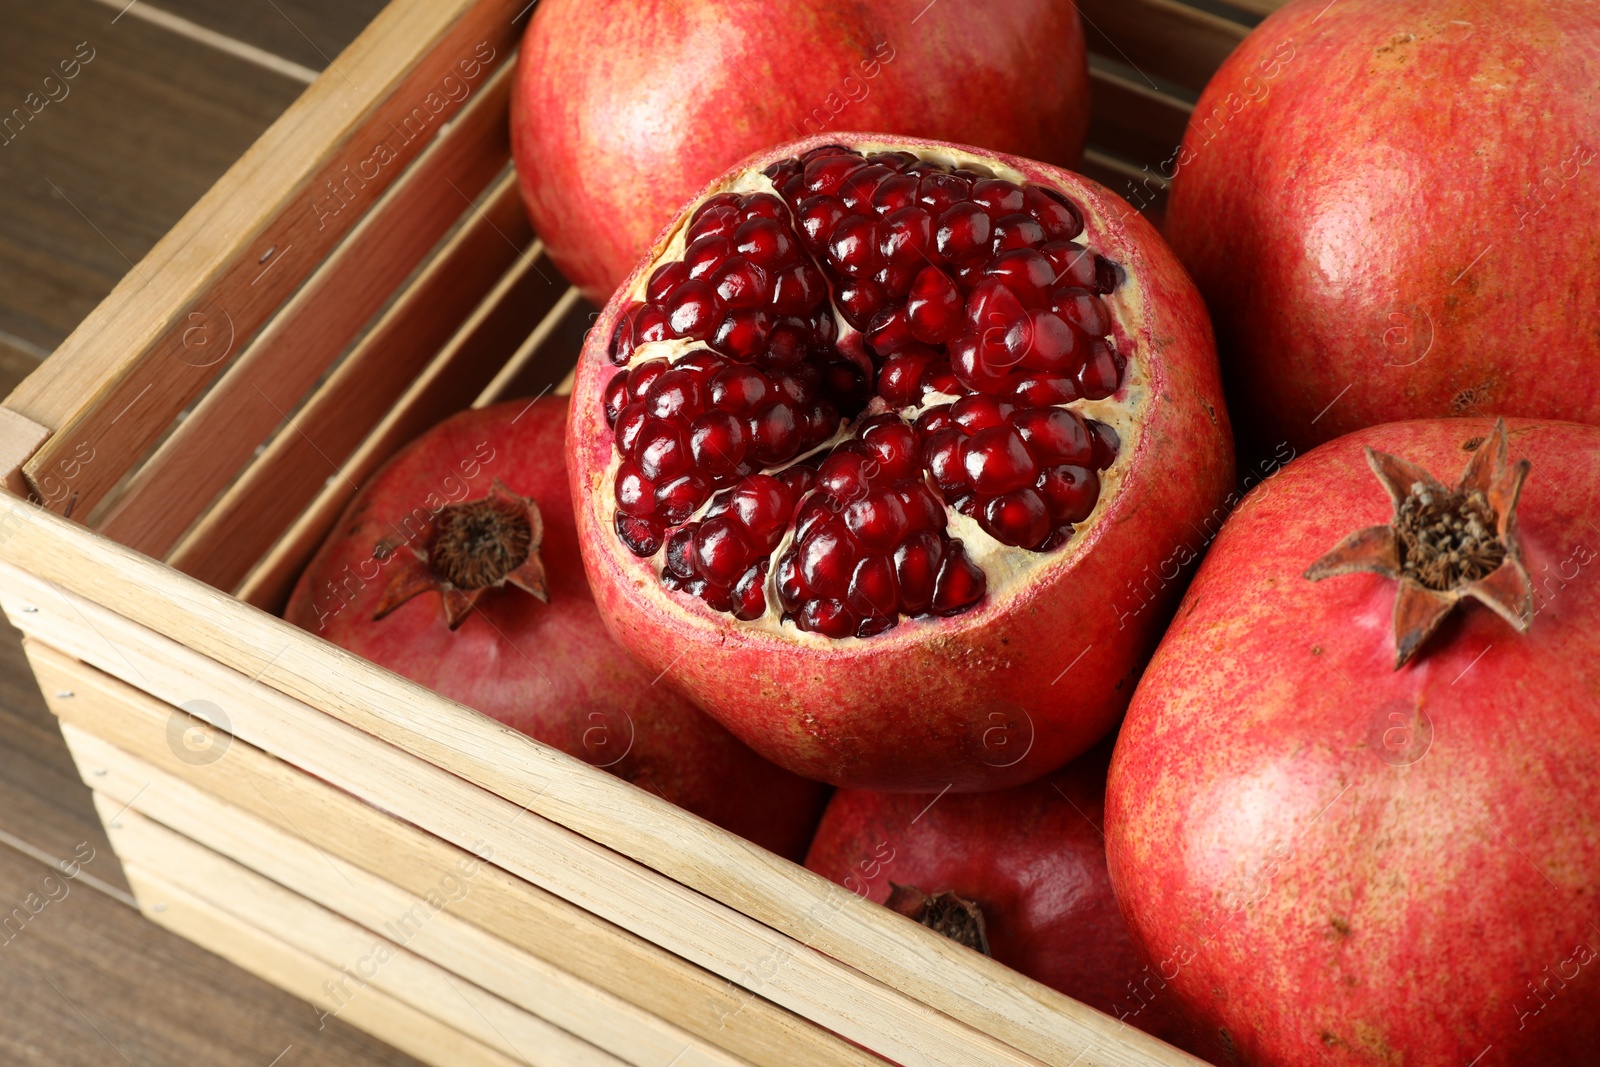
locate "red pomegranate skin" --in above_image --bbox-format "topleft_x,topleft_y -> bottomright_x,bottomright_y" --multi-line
286,399 -> 829,860
568,133 -> 1235,793
805,740 -> 1198,1049
1106,419 -> 1600,1066
1164,0 -> 1600,453
511,0 -> 1090,303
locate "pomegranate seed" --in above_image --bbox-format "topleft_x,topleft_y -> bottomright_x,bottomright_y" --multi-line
646,369 -> 707,419
1025,185 -> 1082,240
664,526 -> 697,578
906,266 -> 963,344
981,488 -> 1051,548
923,429 -> 967,492
800,598 -> 856,638
963,425 -> 1037,496
763,322 -> 808,367
819,449 -> 876,501
873,173 -> 920,215
1051,287 -> 1111,336
966,278 -> 1028,336
709,364 -> 770,413
1014,309 -> 1079,373
711,309 -> 773,361
921,360 -> 966,397
1078,340 -> 1125,400
918,171 -> 971,213
799,519 -> 857,599
655,471 -> 711,523
603,372 -> 630,427
880,207 -> 934,267
690,410 -> 747,478
733,217 -> 796,269
777,551 -> 805,613
628,359 -> 669,401
732,561 -> 768,620
861,420 -> 920,481
838,165 -> 894,212
685,235 -> 731,280
985,250 -> 1056,309
894,532 -> 943,614
748,401 -> 801,464
675,349 -> 725,379
1089,420 -> 1120,469
951,331 -> 1023,393
637,420 -> 690,481
615,514 -> 663,557
914,404 -> 953,437
935,203 -> 992,260
1012,407 -> 1093,466
846,555 -> 898,617
835,278 -> 885,330
972,179 -> 1025,217
991,213 -> 1047,253
614,460 -> 656,517
827,215 -> 886,277
771,262 -> 827,315
608,306 -> 637,365
740,193 -> 788,220
632,304 -> 670,347
1043,242 -> 1101,290
691,192 -> 741,226
866,306 -> 917,355
900,484 -> 947,532
616,403 -> 650,456
796,195 -> 849,255
731,475 -> 795,550
1011,372 -> 1080,406
845,492 -> 910,553
866,150 -> 917,171
778,464 -> 816,496
950,395 -> 1016,433
694,516 -> 753,587
1038,465 -> 1100,523
709,257 -> 769,309
804,153 -> 866,196
667,280 -> 722,339
930,541 -> 986,615
879,347 -> 938,407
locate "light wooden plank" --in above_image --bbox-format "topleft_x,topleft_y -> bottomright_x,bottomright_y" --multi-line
10,0 -> 526,521
169,174 -> 530,605
5,580 -> 1050,1067
232,240 -> 563,611
123,864 -> 529,1067
93,60 -> 517,554
0,519 -> 1203,1067
1079,0 -> 1247,93
68,727 -> 753,1067
30,644 -> 872,1067
0,408 -> 51,499
101,800 -> 632,1067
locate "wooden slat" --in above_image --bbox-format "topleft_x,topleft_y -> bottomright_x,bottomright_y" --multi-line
93,61 -> 516,554
123,864 -> 524,1067
5,577 -> 1053,1067
75,731 -> 751,1067
472,287 -> 587,408
1218,0 -> 1289,16
9,0 -> 526,521
30,643 -> 872,1067
1087,65 -> 1190,175
0,517 -> 1204,1067
1078,0 -> 1247,93
232,242 -> 563,610
1080,149 -> 1170,223
165,173 -> 529,601
101,800 -> 632,1067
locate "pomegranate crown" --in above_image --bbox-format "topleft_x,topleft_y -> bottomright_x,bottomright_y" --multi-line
1304,419 -> 1533,668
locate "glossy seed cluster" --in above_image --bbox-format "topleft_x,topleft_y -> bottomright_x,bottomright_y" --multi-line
604,145 -> 1129,637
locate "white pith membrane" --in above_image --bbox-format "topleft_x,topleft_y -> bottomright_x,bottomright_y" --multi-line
597,141 -> 1147,644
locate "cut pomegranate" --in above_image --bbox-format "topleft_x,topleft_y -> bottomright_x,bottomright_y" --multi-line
570,135 -> 1234,790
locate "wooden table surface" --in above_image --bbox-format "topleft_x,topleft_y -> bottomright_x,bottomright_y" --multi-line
0,2 -> 430,1062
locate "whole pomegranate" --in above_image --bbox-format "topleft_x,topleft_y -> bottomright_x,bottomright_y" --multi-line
806,740 -> 1197,1048
567,134 -> 1234,792
511,0 -> 1090,303
286,399 -> 829,860
1164,0 -> 1600,453
1106,418 -> 1600,1066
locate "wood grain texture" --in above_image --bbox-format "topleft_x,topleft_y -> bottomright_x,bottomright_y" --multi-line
11,0 -> 526,522
0,825 -> 426,1066
154,0 -> 392,74
125,863 -> 517,1067
1079,0 -> 1248,94
93,60 -> 516,553
30,641 -> 878,1067
0,0 -> 301,354
0,522 -> 1205,1067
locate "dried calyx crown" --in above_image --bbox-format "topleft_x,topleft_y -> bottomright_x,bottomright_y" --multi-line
884,882 -> 992,955
1305,419 -> 1533,668
373,479 -> 549,629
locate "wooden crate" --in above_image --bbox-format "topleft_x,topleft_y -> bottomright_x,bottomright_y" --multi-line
0,1 -> 1273,1063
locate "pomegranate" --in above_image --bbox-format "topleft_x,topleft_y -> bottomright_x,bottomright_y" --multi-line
1165,0 -> 1600,453
286,399 -> 829,860
567,134 -> 1234,792
511,0 -> 1091,303
805,740 -> 1197,1048
1105,419 -> 1600,1066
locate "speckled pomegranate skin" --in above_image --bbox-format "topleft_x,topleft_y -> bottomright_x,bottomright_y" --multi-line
1165,0 -> 1600,453
568,133 -> 1233,792
511,0 -> 1090,304
287,400 -> 829,860
805,740 -> 1198,1049
1106,419 -> 1600,1066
